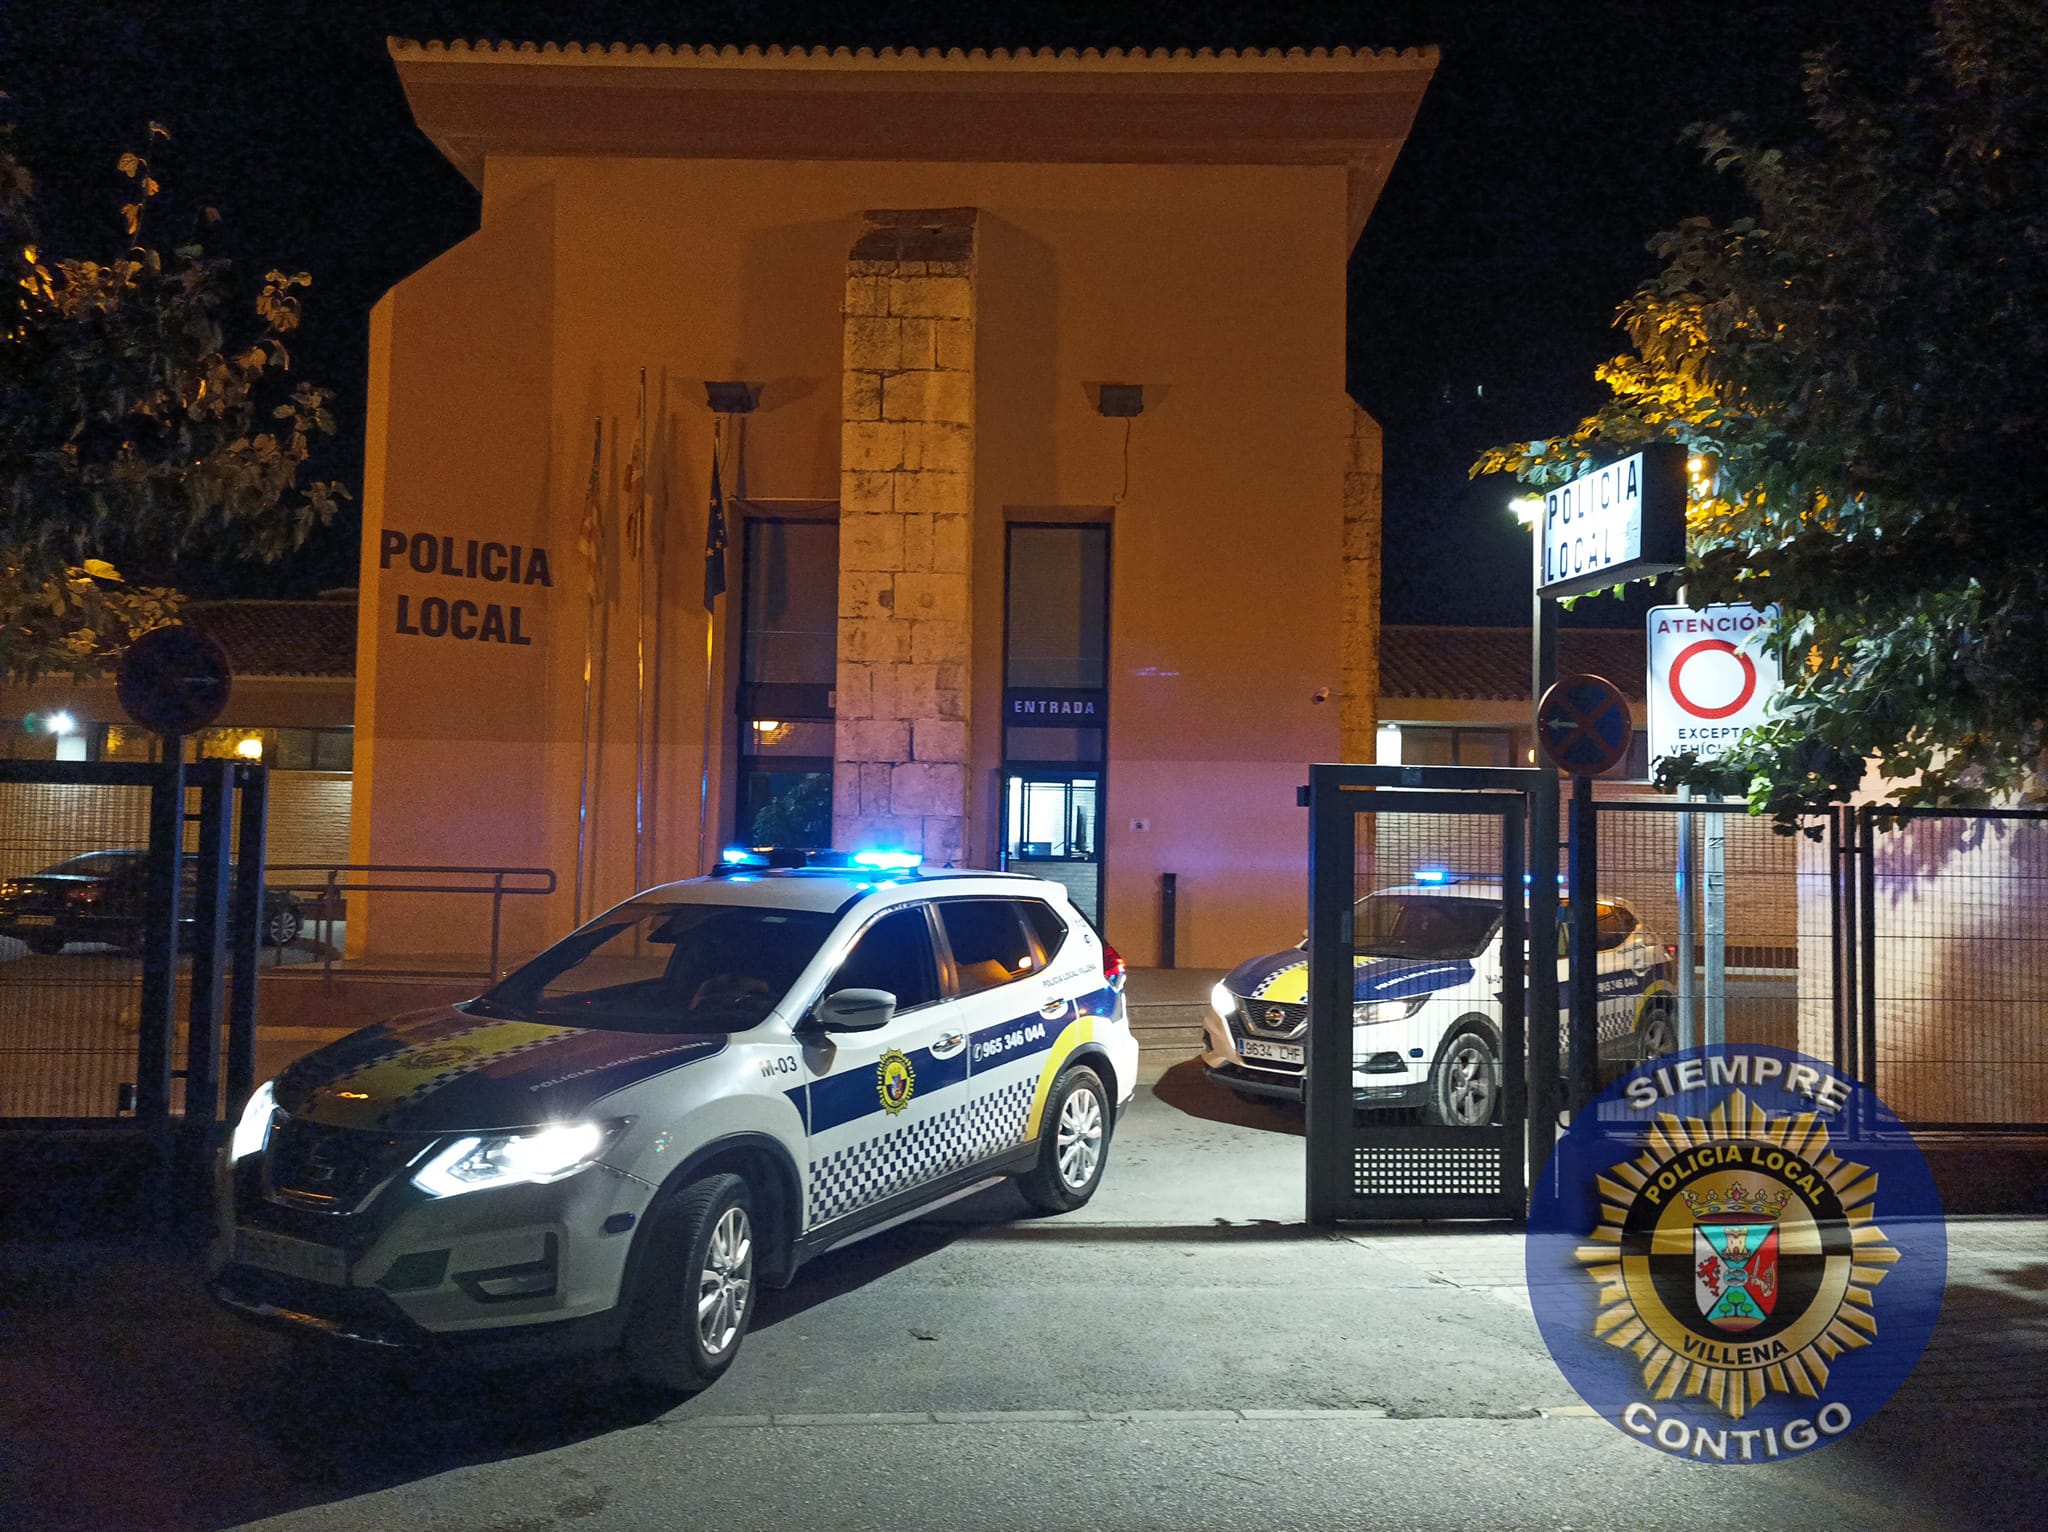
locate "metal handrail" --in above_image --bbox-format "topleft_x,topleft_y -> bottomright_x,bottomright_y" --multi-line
261,863 -> 557,979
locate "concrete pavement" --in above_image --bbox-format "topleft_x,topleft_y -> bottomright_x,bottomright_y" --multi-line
2,1063 -> 2045,1532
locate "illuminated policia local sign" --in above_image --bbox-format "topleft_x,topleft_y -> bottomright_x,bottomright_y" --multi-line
1527,1046 -> 1946,1463
1538,443 -> 1688,599
379,527 -> 551,645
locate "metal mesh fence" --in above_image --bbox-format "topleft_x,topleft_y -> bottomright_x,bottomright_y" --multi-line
1866,810 -> 2048,1127
0,779 -> 155,1118
1593,802 -> 1811,1059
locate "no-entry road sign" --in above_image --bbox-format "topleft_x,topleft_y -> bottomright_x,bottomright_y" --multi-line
1647,603 -> 1781,767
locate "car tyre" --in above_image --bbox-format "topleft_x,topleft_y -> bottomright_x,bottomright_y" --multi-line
1015,1063 -> 1111,1213
266,905 -> 302,948
27,935 -> 65,956
1637,1002 -> 1678,1062
1423,1022 -> 1502,1127
622,1173 -> 755,1395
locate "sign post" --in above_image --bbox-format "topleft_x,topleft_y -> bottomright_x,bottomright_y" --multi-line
1647,602 -> 1782,1052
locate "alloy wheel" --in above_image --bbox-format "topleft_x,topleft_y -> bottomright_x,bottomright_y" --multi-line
696,1204 -> 753,1357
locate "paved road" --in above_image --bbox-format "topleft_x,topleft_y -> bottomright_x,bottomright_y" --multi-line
2,1081 -> 2042,1532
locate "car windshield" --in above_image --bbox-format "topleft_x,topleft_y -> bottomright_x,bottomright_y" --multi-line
1353,894 -> 1501,960
473,901 -> 836,1035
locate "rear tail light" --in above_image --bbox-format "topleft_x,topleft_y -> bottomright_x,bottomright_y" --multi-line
1102,942 -> 1126,984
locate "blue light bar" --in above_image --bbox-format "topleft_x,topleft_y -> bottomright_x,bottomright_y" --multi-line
1414,867 -> 1455,885
852,849 -> 922,871
722,846 -> 770,867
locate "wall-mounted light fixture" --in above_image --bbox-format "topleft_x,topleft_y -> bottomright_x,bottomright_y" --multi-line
1095,383 -> 1144,418
705,381 -> 762,414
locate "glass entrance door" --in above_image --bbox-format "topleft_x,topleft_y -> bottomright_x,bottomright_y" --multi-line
1002,771 -> 1101,926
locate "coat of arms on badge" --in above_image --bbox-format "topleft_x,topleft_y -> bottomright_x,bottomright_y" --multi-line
1693,1220 -> 1781,1330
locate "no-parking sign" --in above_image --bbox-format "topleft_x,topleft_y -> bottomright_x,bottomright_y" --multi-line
1647,603 -> 1781,766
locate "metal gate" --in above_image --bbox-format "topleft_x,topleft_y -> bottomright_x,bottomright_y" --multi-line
1304,763 -> 1549,1223
0,757 -> 268,1137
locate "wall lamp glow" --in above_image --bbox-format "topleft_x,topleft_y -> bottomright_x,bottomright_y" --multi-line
1508,495 -> 1543,528
44,711 -> 76,735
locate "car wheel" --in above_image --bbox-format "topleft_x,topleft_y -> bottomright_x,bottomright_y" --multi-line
27,935 -> 65,956
266,905 -> 302,947
1424,1023 -> 1502,1127
1638,1003 -> 1679,1062
623,1173 -> 755,1394
1015,1063 -> 1111,1213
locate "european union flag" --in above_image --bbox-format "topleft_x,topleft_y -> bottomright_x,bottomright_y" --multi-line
704,455 -> 728,611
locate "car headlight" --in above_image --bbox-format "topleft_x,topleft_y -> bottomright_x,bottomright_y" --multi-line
1209,981 -> 1238,1020
1353,997 -> 1427,1025
412,1120 -> 622,1199
231,1079 -> 278,1161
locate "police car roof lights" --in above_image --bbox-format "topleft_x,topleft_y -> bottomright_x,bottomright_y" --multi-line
1413,867 -> 1459,885
712,846 -> 924,878
851,849 -> 922,871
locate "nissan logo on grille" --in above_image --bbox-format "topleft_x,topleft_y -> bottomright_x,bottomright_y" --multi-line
1264,1006 -> 1288,1026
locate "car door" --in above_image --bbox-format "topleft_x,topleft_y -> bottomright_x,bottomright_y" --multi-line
798,901 -> 966,1228
939,896 -> 1071,1160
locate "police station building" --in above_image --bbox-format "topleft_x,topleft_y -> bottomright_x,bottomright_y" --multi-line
353,39 -> 1435,966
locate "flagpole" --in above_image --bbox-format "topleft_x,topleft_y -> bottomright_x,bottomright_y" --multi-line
647,375 -> 666,884
630,367 -> 649,898
698,417 -> 726,873
574,417 -> 603,925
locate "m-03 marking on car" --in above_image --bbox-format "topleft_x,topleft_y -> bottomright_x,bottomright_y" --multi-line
1201,878 -> 1677,1125
208,855 -> 1136,1397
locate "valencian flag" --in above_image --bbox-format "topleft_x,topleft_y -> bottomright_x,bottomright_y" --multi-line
704,453 -> 728,611
577,418 -> 603,602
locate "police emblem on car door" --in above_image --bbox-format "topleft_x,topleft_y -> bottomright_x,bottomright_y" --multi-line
799,904 -> 965,1225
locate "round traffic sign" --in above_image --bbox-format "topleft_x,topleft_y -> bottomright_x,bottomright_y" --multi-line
116,623 -> 233,736
1668,638 -> 1758,720
1536,673 -> 1634,775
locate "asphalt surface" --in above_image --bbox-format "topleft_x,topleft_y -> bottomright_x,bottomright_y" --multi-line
3,1068 -> 2044,1532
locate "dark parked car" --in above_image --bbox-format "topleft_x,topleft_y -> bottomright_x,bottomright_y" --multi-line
0,850 -> 303,955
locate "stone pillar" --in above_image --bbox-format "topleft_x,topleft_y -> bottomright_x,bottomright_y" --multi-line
1341,399 -> 1385,765
835,209 -> 978,863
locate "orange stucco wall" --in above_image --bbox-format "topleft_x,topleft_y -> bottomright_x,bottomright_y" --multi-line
358,154 -> 1363,967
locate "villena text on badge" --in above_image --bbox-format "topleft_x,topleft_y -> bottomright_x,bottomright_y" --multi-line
1527,1046 -> 1947,1463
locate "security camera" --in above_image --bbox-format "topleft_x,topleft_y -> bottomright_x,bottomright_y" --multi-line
1311,686 -> 1331,704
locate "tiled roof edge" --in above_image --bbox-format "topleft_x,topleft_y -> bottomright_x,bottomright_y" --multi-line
387,38 -> 1438,71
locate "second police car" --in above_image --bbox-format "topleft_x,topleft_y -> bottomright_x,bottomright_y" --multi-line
1202,873 -> 1677,1123
211,849 -> 1137,1393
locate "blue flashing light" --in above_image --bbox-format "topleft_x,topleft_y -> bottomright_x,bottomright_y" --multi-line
852,849 -> 922,872
1413,867 -> 1455,886
722,846 -> 770,867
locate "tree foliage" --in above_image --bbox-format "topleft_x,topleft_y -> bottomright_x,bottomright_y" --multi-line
1474,0 -> 2048,823
0,109 -> 346,681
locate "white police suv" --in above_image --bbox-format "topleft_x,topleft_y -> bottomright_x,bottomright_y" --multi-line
212,849 -> 1136,1392
1201,875 -> 1675,1124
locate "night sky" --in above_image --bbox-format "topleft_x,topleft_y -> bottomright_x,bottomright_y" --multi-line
2,1 -> 1914,623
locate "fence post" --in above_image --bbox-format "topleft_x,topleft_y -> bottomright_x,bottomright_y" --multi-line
490,871 -> 506,979
1159,873 -> 1177,970
227,765 -> 268,1113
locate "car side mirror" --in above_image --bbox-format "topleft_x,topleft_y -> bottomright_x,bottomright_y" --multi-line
814,987 -> 896,1032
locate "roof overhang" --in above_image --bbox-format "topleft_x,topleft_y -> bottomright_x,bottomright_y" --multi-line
388,39 -> 1437,245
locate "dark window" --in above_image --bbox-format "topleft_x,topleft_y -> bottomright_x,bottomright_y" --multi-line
1005,526 -> 1109,691
742,520 -> 838,688
1018,900 -> 1069,966
939,899 -> 1039,996
739,518 -> 838,846
830,906 -> 939,1011
1352,895 -> 1502,961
